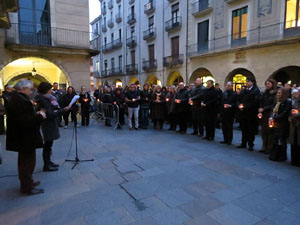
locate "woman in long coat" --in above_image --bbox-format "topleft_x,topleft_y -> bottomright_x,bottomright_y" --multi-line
35,82 -> 69,171
151,85 -> 166,130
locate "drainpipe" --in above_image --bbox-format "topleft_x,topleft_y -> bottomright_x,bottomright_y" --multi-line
124,0 -> 127,85
138,0 -> 142,84
162,0 -> 165,86
185,0 -> 189,84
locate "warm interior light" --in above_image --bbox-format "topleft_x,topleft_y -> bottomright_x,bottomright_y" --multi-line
31,67 -> 37,76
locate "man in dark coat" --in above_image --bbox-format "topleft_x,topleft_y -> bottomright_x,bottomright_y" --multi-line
237,76 -> 262,151
175,82 -> 190,134
79,86 -> 91,126
6,80 -> 46,195
189,78 -> 205,136
202,80 -> 219,141
52,82 -> 65,127
220,82 -> 237,145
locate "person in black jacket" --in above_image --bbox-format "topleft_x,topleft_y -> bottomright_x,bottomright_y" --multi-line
35,82 -> 70,172
102,87 -> 114,127
166,86 -> 177,130
202,80 -> 219,141
140,84 -> 152,129
79,86 -> 91,126
61,86 -> 78,128
269,88 -> 291,162
6,80 -> 46,195
258,79 -> 277,154
52,82 -> 65,127
237,77 -> 261,151
113,88 -> 125,126
220,82 -> 237,145
175,82 -> 190,134
189,78 -> 205,136
151,85 -> 166,130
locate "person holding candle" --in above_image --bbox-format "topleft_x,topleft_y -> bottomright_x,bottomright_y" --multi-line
174,82 -> 190,134
189,78 -> 206,137
202,80 -> 219,141
140,83 -> 152,129
269,88 -> 291,161
258,79 -> 277,154
151,85 -> 166,130
166,86 -> 177,131
237,77 -> 261,151
220,81 -> 237,145
289,90 -> 300,167
61,86 -> 78,128
79,86 -> 91,127
125,84 -> 140,130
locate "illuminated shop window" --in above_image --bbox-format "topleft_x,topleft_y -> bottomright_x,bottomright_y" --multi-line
233,74 -> 246,91
232,6 -> 248,40
201,76 -> 215,87
285,0 -> 300,29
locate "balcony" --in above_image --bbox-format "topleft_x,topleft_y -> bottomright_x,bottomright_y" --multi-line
126,36 -> 137,48
116,0 -> 121,3
224,0 -> 243,4
144,1 -> 155,15
109,67 -> 124,76
102,6 -> 106,15
102,42 -> 113,52
108,18 -> 114,28
165,16 -> 182,32
129,0 -> 135,4
102,23 -> 107,32
112,38 -> 122,48
93,71 -> 101,78
101,69 -> 109,77
142,60 -> 157,72
163,54 -> 184,67
127,13 -> 136,25
91,36 -> 101,51
108,0 -> 113,9
143,27 -> 156,40
5,23 -> 95,53
126,64 -> 138,75
192,0 -> 213,17
168,0 -> 177,3
115,12 -> 122,23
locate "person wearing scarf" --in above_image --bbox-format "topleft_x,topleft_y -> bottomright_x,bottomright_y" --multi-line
35,82 -> 70,171
269,88 -> 291,162
151,85 -> 166,130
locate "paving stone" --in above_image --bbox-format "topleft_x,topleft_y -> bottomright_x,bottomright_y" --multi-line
128,216 -> 159,225
152,207 -> 190,225
156,188 -> 196,207
254,219 -> 279,225
267,207 -> 300,225
211,189 -> 242,203
207,203 -> 261,225
138,168 -> 165,178
184,214 -> 222,225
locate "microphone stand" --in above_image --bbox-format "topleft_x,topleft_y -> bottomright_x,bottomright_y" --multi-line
65,112 -> 94,169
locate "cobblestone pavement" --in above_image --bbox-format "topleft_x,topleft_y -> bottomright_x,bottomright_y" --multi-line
0,120 -> 300,225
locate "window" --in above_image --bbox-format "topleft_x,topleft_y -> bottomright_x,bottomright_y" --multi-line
131,26 -> 135,36
232,6 -> 248,41
96,61 -> 100,72
111,33 -> 114,41
149,44 -> 155,61
172,3 -> 179,20
118,5 -> 121,13
285,0 -> 300,29
119,29 -> 122,39
18,0 -> 51,45
104,37 -> 107,45
197,20 -> 209,52
111,11 -> 113,18
149,16 -> 154,29
111,58 -> 115,69
119,55 -> 122,68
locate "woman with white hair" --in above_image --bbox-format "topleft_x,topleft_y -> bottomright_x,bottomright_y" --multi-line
6,79 -> 46,195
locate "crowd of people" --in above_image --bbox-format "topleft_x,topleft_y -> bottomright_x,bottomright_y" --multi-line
1,75 -> 300,195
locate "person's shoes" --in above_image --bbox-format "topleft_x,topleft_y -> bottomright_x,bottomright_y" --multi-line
176,130 -> 181,133
190,132 -> 198,135
21,188 -> 44,195
33,181 -> 41,187
135,127 -> 139,130
180,131 -> 186,134
259,150 -> 266,153
227,141 -> 232,145
248,146 -> 254,151
76,124 -> 80,128
50,161 -> 59,167
64,126 -> 68,129
58,124 -> 63,128
237,144 -> 246,149
220,141 -> 227,144
198,133 -> 204,137
207,137 -> 214,141
202,136 -> 209,140
43,165 -> 59,172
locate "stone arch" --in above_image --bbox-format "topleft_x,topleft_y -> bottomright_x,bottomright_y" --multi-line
145,75 -> 161,86
167,71 -> 184,86
128,76 -> 140,85
189,68 -> 215,85
226,68 -> 255,91
270,66 -> 300,86
113,79 -> 123,87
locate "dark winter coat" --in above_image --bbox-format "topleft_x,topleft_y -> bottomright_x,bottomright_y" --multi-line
140,90 -> 152,109
174,87 -> 190,113
260,89 -> 277,128
6,92 -> 43,152
272,99 -> 292,137
190,85 -> 205,110
220,90 -> 237,117
35,94 -> 65,142
151,92 -> 166,120
166,92 -> 176,115
79,92 -> 91,109
202,86 -> 219,113
61,93 -> 79,111
125,90 -> 140,108
238,86 -> 261,119
289,100 -> 300,145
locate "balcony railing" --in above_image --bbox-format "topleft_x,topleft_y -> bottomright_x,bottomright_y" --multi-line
102,42 -> 113,52
108,18 -> 114,28
5,23 -> 91,50
129,0 -> 135,4
144,1 -> 155,15
102,6 -> 107,15
109,67 -> 124,76
126,36 -> 137,48
143,27 -> 156,40
102,23 -> 107,32
91,36 -> 101,50
165,16 -> 182,32
101,69 -> 109,77
126,64 -> 138,75
187,22 -> 297,57
168,0 -> 176,2
93,71 -> 101,78
113,38 -> 122,48
116,12 -> 122,23
108,0 -> 113,9
116,0 -> 121,3
102,39 -> 122,53
142,59 -> 157,72
163,54 -> 184,67
192,0 -> 213,17
127,13 -> 136,25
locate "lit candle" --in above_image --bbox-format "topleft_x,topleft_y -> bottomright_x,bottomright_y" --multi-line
132,98 -> 136,102
166,98 -> 170,102
239,104 -> 244,109
268,117 -> 274,128
189,100 -> 193,106
84,98 -> 88,102
258,113 -> 263,119
292,109 -> 299,115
